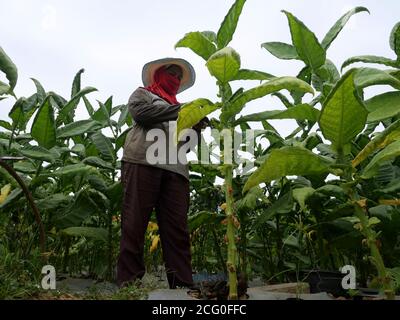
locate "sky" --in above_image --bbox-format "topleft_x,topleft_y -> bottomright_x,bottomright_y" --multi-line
0,0 -> 399,151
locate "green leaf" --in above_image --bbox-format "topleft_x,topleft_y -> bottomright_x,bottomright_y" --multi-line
322,7 -> 369,50
389,22 -> 400,57
273,92 -> 294,108
61,227 -> 108,242
83,156 -> 114,170
362,140 -> 400,178
117,104 -> 130,130
243,146 -> 331,193
354,68 -> 400,90
235,186 -> 265,210
35,193 -> 71,211
13,161 -> 37,174
366,92 -> 400,123
175,32 -> 217,60
31,96 -> 56,149
261,42 -> 299,60
0,120 -> 12,131
255,192 -> 294,224
96,99 -> 114,132
83,96 -> 94,116
71,144 -> 86,156
87,174 -> 108,193
92,97 -> 112,125
0,188 -> 23,209
8,96 -> 38,131
291,66 -> 312,104
319,69 -> 368,152
188,211 -> 219,231
313,59 -> 340,92
57,120 -> 102,139
353,119 -> 400,167
0,46 -> 18,93
116,127 -> 131,152
105,181 -> 123,206
223,77 -> 314,122
201,31 -> 217,43
316,184 -> 346,198
0,81 -> 10,95
50,163 -> 94,176
30,78 -> 46,103
282,10 -> 326,71
19,145 -> 57,163
55,190 -> 98,228
342,55 -> 399,70
293,187 -> 315,211
216,0 -> 246,49
236,103 -> 319,124
232,69 -> 275,81
71,68 -> 84,98
206,47 -> 241,83
90,132 -> 116,162
58,87 -> 97,123
176,99 -> 220,142
49,92 -> 67,110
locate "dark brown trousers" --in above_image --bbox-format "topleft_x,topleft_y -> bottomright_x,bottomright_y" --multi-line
117,161 -> 193,288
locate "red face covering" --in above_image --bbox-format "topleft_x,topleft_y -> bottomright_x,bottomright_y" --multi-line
144,66 -> 180,104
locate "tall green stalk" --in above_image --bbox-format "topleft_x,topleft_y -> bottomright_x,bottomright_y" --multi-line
338,149 -> 395,299
223,164 -> 238,299
353,204 -> 394,299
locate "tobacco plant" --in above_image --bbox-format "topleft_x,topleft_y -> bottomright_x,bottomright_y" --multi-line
175,0 -> 313,299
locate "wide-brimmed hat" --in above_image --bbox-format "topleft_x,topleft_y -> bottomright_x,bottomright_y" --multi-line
142,57 -> 196,93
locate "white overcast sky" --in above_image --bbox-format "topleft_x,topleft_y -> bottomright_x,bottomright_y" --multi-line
0,0 -> 399,140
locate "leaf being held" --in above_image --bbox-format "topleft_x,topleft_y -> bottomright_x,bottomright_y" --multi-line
176,99 -> 220,143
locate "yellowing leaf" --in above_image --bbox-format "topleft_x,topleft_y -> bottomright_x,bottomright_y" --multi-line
0,184 -> 11,204
356,199 -> 368,208
147,222 -> 159,232
150,235 -> 160,253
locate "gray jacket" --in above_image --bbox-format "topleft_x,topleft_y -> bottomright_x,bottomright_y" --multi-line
121,87 -> 192,180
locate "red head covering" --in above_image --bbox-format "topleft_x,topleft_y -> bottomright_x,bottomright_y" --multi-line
144,66 -> 180,104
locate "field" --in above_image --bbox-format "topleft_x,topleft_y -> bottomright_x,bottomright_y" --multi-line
1,0 -> 400,300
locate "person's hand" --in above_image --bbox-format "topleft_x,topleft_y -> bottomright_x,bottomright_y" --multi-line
192,117 -> 210,131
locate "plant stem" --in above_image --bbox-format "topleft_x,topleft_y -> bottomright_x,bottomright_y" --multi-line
337,148 -> 395,299
353,204 -> 394,299
211,228 -> 226,276
0,159 -> 46,258
224,165 -> 238,300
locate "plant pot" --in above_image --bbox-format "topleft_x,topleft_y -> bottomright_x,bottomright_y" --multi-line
301,269 -> 347,297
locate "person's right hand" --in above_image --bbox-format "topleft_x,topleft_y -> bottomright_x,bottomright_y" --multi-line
192,117 -> 210,131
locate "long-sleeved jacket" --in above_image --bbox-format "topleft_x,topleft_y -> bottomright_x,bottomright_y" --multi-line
121,87 -> 194,180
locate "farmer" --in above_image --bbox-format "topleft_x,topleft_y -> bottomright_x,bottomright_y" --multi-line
117,57 -> 206,289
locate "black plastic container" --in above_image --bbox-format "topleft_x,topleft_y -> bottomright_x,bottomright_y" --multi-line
302,270 -> 347,297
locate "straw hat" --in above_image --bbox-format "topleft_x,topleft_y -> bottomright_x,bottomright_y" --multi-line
142,57 -> 196,93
